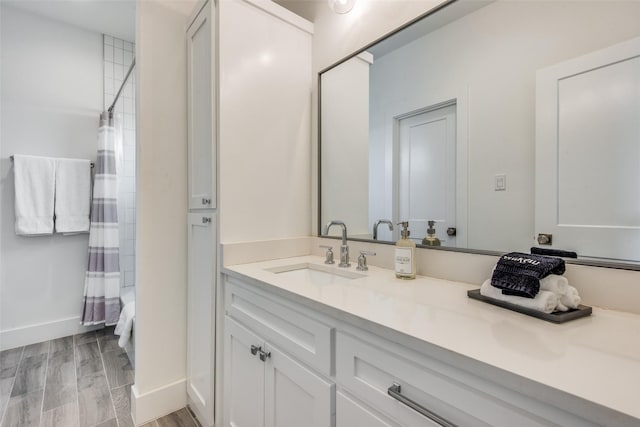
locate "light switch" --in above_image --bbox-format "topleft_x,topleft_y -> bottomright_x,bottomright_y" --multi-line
495,174 -> 506,191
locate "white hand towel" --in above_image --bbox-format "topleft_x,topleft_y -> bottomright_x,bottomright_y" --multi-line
481,279 -> 559,314
560,285 -> 582,309
13,155 -> 56,235
540,274 -> 569,296
115,301 -> 135,348
55,158 -> 92,233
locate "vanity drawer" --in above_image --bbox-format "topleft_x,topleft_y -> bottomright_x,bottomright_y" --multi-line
225,276 -> 333,375
337,390 -> 403,427
336,332 -> 596,427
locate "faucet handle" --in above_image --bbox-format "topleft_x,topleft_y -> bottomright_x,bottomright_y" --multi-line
357,250 -> 376,271
319,245 -> 335,264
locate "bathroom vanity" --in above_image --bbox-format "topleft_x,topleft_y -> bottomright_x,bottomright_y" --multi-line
221,256 -> 640,427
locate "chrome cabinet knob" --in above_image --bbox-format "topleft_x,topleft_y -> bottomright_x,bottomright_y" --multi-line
259,349 -> 271,362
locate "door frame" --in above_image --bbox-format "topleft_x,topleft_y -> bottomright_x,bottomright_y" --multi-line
383,88 -> 468,247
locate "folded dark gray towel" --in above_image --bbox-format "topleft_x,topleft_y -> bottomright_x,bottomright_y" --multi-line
491,252 -> 565,298
530,247 -> 578,258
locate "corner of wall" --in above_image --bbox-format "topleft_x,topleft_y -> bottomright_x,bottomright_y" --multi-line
134,0 -> 189,420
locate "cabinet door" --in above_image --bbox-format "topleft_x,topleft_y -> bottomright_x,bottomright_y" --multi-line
224,317 -> 265,427
337,391 -> 400,427
187,213 -> 216,426
264,343 -> 334,427
187,0 -> 216,210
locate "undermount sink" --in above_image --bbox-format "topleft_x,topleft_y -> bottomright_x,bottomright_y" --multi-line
265,263 -> 364,285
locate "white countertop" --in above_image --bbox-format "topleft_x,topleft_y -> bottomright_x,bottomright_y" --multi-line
223,255 -> 640,421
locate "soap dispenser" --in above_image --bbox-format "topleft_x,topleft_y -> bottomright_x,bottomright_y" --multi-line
422,220 -> 441,247
395,221 -> 416,279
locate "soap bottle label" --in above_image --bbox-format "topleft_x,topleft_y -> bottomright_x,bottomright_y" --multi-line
395,247 -> 413,274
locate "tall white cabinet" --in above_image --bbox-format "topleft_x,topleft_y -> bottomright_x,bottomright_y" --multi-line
187,1 -> 216,426
185,0 -> 313,425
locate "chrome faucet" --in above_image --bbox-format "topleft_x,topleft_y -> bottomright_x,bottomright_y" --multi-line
373,219 -> 394,240
323,220 -> 350,267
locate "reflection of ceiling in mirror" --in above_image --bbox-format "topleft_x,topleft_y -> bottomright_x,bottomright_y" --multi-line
369,0 -> 492,60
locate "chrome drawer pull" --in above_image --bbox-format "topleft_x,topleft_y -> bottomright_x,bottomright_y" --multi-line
387,383 -> 457,427
250,345 -> 260,356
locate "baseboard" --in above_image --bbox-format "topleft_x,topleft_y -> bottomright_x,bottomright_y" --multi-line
187,396 -> 213,427
131,379 -> 187,425
0,316 -> 101,350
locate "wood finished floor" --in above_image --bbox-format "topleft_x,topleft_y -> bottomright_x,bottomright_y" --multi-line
0,330 -> 198,427
0,327 -> 136,427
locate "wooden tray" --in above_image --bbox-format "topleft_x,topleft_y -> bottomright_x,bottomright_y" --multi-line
467,289 -> 592,324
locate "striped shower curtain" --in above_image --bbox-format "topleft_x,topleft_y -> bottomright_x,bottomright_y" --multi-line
81,118 -> 121,325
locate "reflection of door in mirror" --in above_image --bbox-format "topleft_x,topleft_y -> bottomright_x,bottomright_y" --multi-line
395,104 -> 456,246
536,36 -> 640,262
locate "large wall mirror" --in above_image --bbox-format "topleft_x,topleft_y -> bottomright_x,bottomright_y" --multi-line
319,0 -> 640,266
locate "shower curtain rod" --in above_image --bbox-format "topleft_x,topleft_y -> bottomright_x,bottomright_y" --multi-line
107,58 -> 136,114
9,155 -> 95,168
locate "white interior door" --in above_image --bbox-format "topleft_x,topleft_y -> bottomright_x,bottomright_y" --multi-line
536,36 -> 640,261
187,213 -> 216,426
397,104 -> 456,246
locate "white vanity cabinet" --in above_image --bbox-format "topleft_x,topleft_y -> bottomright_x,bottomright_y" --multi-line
221,265 -> 636,427
335,331 -> 599,427
223,279 -> 336,427
336,391 -> 402,427
187,0 -> 216,210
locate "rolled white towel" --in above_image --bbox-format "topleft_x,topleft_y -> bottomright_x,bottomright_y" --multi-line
560,285 -> 582,309
540,274 -> 569,296
480,280 -> 559,314
554,300 -> 569,312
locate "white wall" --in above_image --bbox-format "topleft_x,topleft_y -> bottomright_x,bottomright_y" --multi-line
367,0 -> 640,253
0,5 -> 103,349
133,0 -> 192,422
218,0 -> 313,244
320,53 -> 371,238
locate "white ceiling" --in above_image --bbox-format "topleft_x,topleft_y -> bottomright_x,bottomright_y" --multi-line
2,0 -> 136,42
273,0 -> 319,22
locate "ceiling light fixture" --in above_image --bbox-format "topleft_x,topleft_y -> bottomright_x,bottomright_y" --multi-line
328,0 -> 356,14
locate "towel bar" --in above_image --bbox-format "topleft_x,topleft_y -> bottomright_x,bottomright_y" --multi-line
9,155 -> 95,168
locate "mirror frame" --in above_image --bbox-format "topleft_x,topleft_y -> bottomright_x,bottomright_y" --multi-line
316,0 -> 640,272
